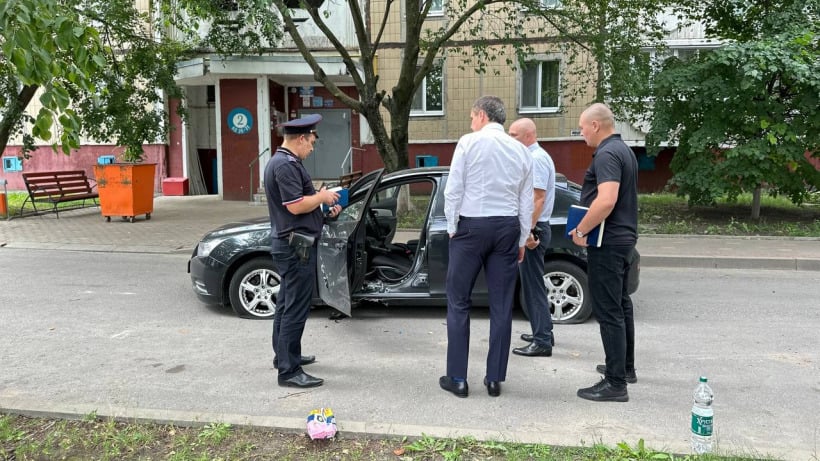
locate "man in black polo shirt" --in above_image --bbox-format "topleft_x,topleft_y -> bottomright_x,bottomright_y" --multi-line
264,114 -> 341,388
569,103 -> 638,402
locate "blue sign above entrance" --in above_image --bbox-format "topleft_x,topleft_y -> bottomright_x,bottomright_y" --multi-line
227,108 -> 253,135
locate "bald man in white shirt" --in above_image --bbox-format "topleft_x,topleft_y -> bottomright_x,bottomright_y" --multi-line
509,117 -> 556,358
440,96 -> 534,398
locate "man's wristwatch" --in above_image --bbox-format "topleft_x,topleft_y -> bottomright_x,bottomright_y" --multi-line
575,229 -> 585,238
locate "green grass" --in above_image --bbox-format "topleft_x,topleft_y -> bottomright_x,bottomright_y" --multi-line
397,191 -> 820,237
638,192 -> 820,237
2,191 -> 98,217
0,413 -> 781,461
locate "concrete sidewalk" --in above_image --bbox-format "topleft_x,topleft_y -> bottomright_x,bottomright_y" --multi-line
2,195 -> 820,270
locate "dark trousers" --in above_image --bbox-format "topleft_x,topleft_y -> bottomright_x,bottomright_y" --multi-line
271,238 -> 316,379
519,222 -> 553,347
587,244 -> 636,388
446,216 -> 520,382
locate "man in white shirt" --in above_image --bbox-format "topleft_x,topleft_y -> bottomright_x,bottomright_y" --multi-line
440,96 -> 534,398
508,118 -> 556,357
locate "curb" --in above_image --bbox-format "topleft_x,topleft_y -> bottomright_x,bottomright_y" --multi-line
639,255 -> 820,271
0,400 -> 691,454
3,241 -> 820,270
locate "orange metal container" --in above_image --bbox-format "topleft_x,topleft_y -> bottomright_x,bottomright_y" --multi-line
94,163 -> 156,222
0,193 -> 7,217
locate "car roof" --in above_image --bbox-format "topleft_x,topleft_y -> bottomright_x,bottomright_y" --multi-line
378,166 -> 578,189
381,166 -> 448,181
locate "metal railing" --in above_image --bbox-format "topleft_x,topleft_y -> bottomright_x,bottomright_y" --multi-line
248,147 -> 271,202
341,147 -> 365,175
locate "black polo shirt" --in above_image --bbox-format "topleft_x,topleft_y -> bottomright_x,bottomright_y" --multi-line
580,134 -> 638,246
263,147 -> 323,240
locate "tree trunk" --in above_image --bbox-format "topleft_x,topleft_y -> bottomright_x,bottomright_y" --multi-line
0,84 -> 39,156
751,185 -> 762,220
389,107 -> 410,172
396,183 -> 414,215
361,105 -> 399,171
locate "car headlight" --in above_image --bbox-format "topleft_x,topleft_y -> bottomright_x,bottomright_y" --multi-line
197,237 -> 229,258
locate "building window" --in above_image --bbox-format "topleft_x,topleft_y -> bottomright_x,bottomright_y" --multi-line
520,60 -> 560,112
645,47 -> 709,72
522,0 -> 560,13
411,61 -> 444,116
633,47 -> 713,93
425,0 -> 443,15
218,0 -> 238,11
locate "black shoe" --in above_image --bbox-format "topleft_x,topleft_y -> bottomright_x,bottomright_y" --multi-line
439,376 -> 468,398
273,355 -> 316,369
278,372 -> 324,388
596,364 -> 637,384
328,310 -> 348,320
512,342 -> 553,357
520,334 -> 555,346
483,378 -> 501,397
577,379 -> 628,402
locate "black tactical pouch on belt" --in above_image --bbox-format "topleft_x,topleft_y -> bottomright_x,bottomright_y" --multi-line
288,231 -> 316,262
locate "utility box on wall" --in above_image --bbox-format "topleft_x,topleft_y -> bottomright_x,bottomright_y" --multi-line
162,177 -> 189,196
97,155 -> 116,165
416,155 -> 438,167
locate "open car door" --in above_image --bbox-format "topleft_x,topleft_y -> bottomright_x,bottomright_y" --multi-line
316,169 -> 385,316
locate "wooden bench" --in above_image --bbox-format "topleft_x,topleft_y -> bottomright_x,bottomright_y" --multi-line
339,170 -> 362,188
21,170 -> 99,218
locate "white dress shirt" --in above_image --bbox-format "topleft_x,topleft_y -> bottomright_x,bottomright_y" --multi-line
530,143 -> 556,223
445,122 -> 534,247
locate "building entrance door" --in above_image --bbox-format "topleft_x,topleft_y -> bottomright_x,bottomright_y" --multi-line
298,109 -> 351,180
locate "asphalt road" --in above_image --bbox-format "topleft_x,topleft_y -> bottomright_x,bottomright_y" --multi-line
1,248 -> 818,460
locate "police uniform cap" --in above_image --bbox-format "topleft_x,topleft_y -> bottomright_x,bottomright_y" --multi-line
278,114 -> 323,134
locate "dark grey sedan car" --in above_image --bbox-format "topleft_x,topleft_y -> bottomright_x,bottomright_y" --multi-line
188,167 -> 639,323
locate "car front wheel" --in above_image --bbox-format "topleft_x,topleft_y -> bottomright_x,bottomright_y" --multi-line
228,257 -> 280,319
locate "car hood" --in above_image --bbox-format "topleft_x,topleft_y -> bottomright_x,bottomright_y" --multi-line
201,216 -> 271,240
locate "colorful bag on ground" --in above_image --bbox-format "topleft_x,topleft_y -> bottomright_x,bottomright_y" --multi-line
306,407 -> 337,440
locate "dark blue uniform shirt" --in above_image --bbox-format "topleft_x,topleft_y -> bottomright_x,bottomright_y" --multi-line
264,147 -> 323,240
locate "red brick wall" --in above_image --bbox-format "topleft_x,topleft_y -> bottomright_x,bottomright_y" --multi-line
220,79 -> 259,201
1,145 -> 166,192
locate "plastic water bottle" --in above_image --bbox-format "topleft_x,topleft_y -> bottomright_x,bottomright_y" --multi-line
691,376 -> 714,454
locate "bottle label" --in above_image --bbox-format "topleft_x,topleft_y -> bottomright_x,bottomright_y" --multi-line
691,407 -> 713,436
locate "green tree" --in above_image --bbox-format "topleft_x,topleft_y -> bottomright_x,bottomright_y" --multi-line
0,0 -> 283,162
0,0 -> 191,161
540,0 -> 692,118
647,0 -> 820,218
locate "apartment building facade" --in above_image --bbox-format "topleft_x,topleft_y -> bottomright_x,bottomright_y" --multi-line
1,1 -> 713,199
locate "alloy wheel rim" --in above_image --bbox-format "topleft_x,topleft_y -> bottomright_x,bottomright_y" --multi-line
543,271 -> 583,321
239,268 -> 280,318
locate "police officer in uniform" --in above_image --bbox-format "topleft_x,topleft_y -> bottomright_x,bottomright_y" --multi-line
264,114 -> 341,388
